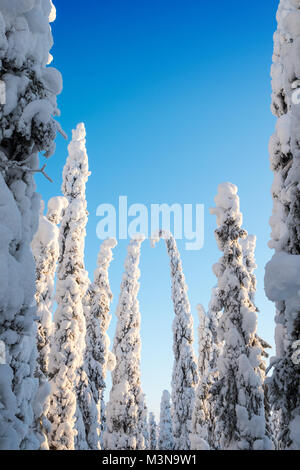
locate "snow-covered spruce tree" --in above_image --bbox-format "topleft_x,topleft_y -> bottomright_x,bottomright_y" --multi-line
158,390 -> 174,450
149,412 -> 158,450
48,123 -> 90,450
210,183 -> 272,450
190,305 -> 219,450
154,232 -> 198,450
103,236 -> 147,450
77,238 -> 117,450
32,196 -> 68,378
31,196 -> 67,448
241,235 -> 274,444
0,1 -> 62,450
264,0 -> 300,450
138,393 -> 149,449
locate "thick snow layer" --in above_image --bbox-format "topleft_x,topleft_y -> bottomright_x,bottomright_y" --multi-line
265,252 -> 300,302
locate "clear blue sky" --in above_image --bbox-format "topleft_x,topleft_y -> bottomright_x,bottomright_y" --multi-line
38,0 -> 279,418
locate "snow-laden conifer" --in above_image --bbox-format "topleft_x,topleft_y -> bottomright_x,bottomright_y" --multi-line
149,412 -> 158,450
264,0 -> 300,449
153,232 -> 198,450
241,235 -> 274,444
210,183 -> 272,450
48,123 -> 89,450
0,1 -> 62,450
138,393 -> 149,449
77,238 -> 117,449
158,390 -> 174,450
31,196 -> 67,448
32,197 -> 68,377
190,305 -> 218,450
103,236 -> 146,450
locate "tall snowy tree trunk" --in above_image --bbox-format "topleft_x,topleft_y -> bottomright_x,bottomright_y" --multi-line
153,232 -> 198,450
103,237 -> 147,451
241,236 -> 273,446
32,196 -> 67,448
78,238 -> 117,450
190,305 -> 218,450
211,183 -> 272,450
48,123 -> 90,450
264,0 -> 300,450
0,1 -> 62,450
158,390 -> 174,450
33,197 -> 68,377
149,412 -> 158,450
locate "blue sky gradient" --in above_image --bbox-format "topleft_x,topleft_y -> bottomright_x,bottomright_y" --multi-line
39,0 -> 279,417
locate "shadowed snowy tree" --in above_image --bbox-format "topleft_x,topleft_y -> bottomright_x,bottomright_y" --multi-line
152,232 -> 198,450
138,393 -> 149,450
78,238 -> 117,450
48,123 -> 89,450
149,412 -> 158,450
103,237 -> 147,450
210,183 -> 272,450
264,0 -> 300,449
158,390 -> 174,450
241,235 -> 273,445
32,196 -> 67,448
190,304 -> 219,450
0,0 -> 63,450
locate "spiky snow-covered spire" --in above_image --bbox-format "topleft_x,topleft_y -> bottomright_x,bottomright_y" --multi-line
158,390 -> 174,450
210,183 -> 272,450
103,236 -> 146,450
32,197 -> 68,378
48,123 -> 90,450
32,196 -> 67,449
153,231 -> 198,450
78,238 -> 117,450
190,305 -> 218,450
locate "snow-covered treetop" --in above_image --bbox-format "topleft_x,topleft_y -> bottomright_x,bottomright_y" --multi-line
62,123 -> 90,199
210,183 -> 243,231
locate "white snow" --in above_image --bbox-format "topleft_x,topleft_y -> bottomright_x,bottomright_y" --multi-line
265,251 -> 300,302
